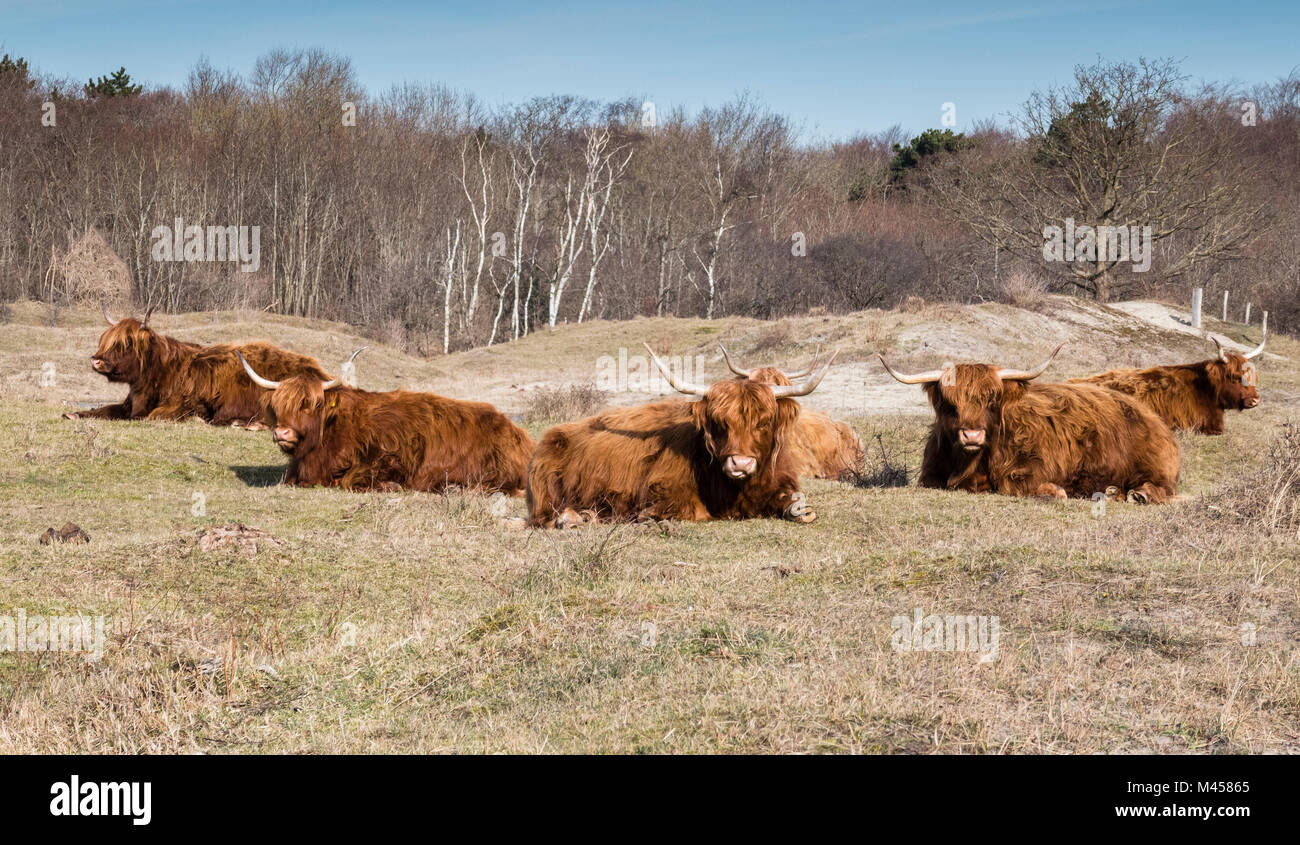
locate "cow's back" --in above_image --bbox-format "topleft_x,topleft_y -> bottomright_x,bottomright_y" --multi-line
1071,366 -> 1210,432
167,341 -> 327,425
1000,382 -> 1179,500
527,400 -> 706,524
346,390 -> 533,494
792,411 -> 865,480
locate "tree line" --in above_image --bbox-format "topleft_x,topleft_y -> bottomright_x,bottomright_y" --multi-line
1,50 -> 1296,351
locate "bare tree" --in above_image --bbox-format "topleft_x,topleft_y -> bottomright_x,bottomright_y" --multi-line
929,58 -> 1270,301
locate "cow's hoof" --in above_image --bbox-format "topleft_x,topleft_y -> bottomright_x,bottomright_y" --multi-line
63,412 -> 80,420
789,510 -> 817,524
555,508 -> 585,529
1104,485 -> 1123,503
1036,483 -> 1067,500
1126,489 -> 1150,505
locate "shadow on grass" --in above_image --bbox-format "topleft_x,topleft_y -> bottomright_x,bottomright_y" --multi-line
231,465 -> 285,487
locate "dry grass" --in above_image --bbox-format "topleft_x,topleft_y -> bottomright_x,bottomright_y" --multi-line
0,301 -> 1297,753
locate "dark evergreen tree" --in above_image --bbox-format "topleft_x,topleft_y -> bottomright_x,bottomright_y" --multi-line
888,128 -> 975,178
85,66 -> 143,98
0,54 -> 34,89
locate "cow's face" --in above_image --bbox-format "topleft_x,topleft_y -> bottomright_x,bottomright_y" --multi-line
241,348 -> 361,453
1213,354 -> 1260,411
263,377 -> 332,454
926,365 -> 1025,454
692,380 -> 799,480
90,319 -> 154,384
883,346 -> 1060,455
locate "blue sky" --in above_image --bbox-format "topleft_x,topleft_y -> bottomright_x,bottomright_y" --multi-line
3,0 -> 1297,140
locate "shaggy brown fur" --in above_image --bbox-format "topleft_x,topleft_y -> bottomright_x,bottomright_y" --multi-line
254,375 -> 534,494
527,379 -> 813,527
1071,353 -> 1260,435
744,366 -> 866,481
919,364 -> 1180,503
67,318 -> 328,426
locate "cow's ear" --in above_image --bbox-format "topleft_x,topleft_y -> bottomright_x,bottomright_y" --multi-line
1204,360 -> 1229,394
1000,380 -> 1027,403
774,397 -> 801,433
690,397 -> 709,430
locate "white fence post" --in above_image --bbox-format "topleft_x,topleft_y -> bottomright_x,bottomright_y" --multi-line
1192,288 -> 1203,329
1222,290 -> 1229,322
1245,303 -> 1252,325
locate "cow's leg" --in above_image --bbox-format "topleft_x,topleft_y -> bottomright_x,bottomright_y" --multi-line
1198,413 -> 1224,436
918,429 -> 950,489
65,401 -> 131,420
554,508 -> 588,529
215,408 -> 268,430
524,473 -> 565,528
1126,481 -> 1171,505
1034,482 -> 1068,500
774,488 -> 816,524
995,471 -> 1048,499
145,401 -> 190,422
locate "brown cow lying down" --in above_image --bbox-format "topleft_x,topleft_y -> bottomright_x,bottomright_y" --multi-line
1070,327 -> 1266,435
719,344 -> 865,481
240,350 -> 533,494
881,345 -> 1180,504
64,304 -> 329,429
527,343 -> 836,527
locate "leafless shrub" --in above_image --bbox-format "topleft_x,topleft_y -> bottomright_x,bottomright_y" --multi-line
1194,424 -> 1300,537
898,295 -> 927,313
997,267 -> 1050,310
847,432 -> 911,489
752,321 -> 791,353
45,227 -> 132,307
380,316 -> 410,353
522,381 -> 608,424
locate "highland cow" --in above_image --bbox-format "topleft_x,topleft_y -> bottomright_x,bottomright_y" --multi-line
1071,327 -> 1266,435
240,351 -> 534,494
719,344 -> 865,480
526,344 -> 835,527
881,345 -> 1180,503
64,304 -> 329,429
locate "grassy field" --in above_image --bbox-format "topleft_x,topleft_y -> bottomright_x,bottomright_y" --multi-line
0,299 -> 1297,753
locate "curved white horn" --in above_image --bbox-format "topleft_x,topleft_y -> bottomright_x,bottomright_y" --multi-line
1245,313 -> 1267,360
771,350 -> 838,398
996,343 -> 1063,382
783,345 -> 823,379
238,351 -> 281,390
1210,336 -> 1230,363
101,302 -> 120,326
718,344 -> 751,378
644,342 -> 709,397
141,303 -> 156,328
321,346 -> 367,390
879,355 -> 946,385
